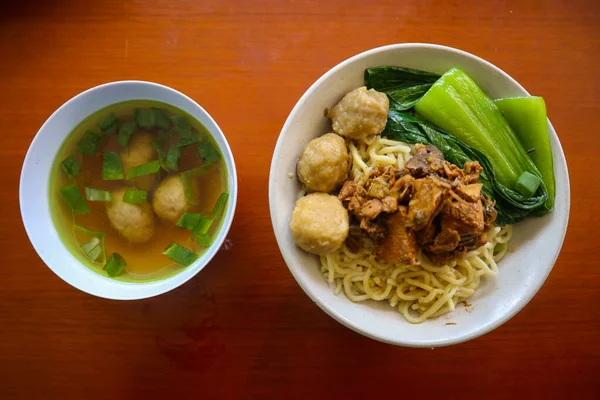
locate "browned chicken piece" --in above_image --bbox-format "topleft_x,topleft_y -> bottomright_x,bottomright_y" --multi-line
361,198 -> 383,219
381,196 -> 398,213
369,165 -> 398,180
456,183 -> 483,202
463,161 -> 483,184
440,197 -> 485,236
405,144 -> 446,177
425,251 -> 456,265
407,178 -> 448,231
360,217 -> 387,241
416,221 -> 437,245
482,197 -> 498,231
442,162 -> 464,181
366,180 -> 389,198
424,228 -> 460,253
338,181 -> 368,215
390,174 -> 414,204
377,206 -> 419,265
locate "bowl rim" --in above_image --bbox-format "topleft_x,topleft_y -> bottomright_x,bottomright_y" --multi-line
20,80 -> 238,300
269,43 -> 570,347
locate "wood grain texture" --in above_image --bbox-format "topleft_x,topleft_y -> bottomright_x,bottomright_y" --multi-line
1,0 -> 599,398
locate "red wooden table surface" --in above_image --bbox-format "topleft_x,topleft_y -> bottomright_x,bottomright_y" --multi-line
1,0 -> 599,398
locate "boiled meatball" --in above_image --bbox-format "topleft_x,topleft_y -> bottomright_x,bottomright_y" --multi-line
297,133 -> 349,192
120,131 -> 156,190
290,193 -> 349,255
152,175 -> 189,223
106,188 -> 155,243
329,86 -> 389,141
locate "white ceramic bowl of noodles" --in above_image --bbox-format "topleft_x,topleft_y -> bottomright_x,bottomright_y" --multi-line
269,44 -> 570,347
20,81 -> 238,300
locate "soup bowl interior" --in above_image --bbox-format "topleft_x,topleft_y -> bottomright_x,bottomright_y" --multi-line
20,81 -> 237,300
269,44 -> 570,347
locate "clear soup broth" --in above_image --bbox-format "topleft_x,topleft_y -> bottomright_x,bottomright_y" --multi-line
50,100 -> 228,282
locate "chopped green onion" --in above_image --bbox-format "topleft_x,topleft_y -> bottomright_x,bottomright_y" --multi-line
80,237 -> 102,262
102,152 -> 124,180
176,135 -> 201,148
126,160 -> 161,179
515,171 -> 541,198
163,242 -> 198,267
195,233 -> 212,247
123,189 -> 147,204
211,192 -> 229,218
59,184 -> 90,215
181,165 -> 211,205
99,112 -> 119,133
196,140 -> 220,165
135,108 -> 154,128
85,187 -> 112,201
117,122 -> 136,148
61,155 -> 80,179
153,108 -> 170,129
76,131 -> 102,155
171,115 -> 192,137
194,215 -> 214,236
164,145 -> 180,171
73,225 -> 106,263
176,212 -> 203,230
105,253 -> 127,277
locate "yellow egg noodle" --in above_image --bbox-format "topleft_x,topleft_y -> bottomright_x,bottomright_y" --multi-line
321,135 -> 513,323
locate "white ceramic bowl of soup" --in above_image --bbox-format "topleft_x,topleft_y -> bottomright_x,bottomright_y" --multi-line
269,44 -> 570,347
20,81 -> 238,300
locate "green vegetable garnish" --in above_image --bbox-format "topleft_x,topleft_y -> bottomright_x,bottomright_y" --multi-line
176,212 -> 214,239
181,165 -> 212,205
171,115 -> 192,137
76,131 -> 103,155
73,225 -> 106,263
102,152 -> 124,180
414,68 -> 544,193
117,122 -> 135,148
176,135 -> 201,148
515,171 -> 541,198
211,192 -> 229,218
153,107 -> 170,130
105,253 -> 127,277
195,234 -> 212,247
126,160 -> 161,179
135,108 -> 155,128
162,242 -> 198,267
495,96 -> 555,209
59,184 -> 90,215
80,237 -> 103,262
123,189 -> 147,204
196,140 -> 220,165
364,66 -> 441,110
61,155 -> 80,179
85,187 -> 112,201
164,145 -> 180,171
99,113 -> 119,133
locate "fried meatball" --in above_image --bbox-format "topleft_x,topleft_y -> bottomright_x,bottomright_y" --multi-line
290,193 -> 349,255
106,188 -> 155,243
297,133 -> 349,192
120,131 -> 157,191
329,86 -> 389,140
152,175 -> 189,223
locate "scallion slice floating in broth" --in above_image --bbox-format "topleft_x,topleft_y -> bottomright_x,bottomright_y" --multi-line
59,184 -> 90,215
176,212 -> 213,239
117,122 -> 135,148
211,192 -> 229,218
163,242 -> 198,267
135,108 -> 155,129
126,160 -> 161,179
80,237 -> 103,262
153,107 -> 170,130
195,233 -> 212,247
102,152 -> 124,180
123,189 -> 147,204
176,135 -> 201,148
181,164 -> 212,205
105,253 -> 126,277
85,187 -> 112,201
77,131 -> 103,155
73,225 -> 106,263
61,155 -> 81,179
100,112 -> 119,134
171,115 -> 192,137
197,140 -> 220,165
164,145 -> 180,171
